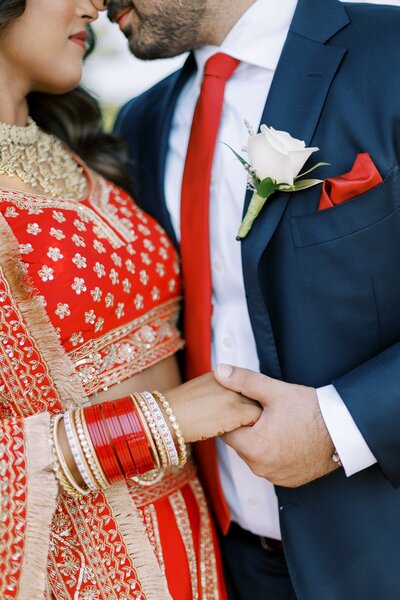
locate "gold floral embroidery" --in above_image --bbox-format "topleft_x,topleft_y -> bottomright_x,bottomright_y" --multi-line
47,247 -> 64,262
38,265 -> 55,282
71,277 -> 87,295
0,187 -> 125,249
55,303 -> 71,320
0,268 -> 62,417
68,299 -> 183,395
89,176 -> 137,245
48,493 -> 145,600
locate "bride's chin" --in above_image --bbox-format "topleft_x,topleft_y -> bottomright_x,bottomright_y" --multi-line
33,70 -> 83,96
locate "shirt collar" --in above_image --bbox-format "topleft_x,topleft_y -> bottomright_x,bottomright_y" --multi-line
194,0 -> 298,77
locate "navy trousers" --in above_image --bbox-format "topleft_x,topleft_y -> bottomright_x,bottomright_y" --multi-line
219,523 -> 297,600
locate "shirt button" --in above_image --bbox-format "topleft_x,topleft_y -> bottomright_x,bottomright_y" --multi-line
213,259 -> 223,272
248,497 -> 258,506
223,336 -> 233,348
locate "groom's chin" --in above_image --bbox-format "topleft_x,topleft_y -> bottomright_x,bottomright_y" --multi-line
126,34 -> 183,61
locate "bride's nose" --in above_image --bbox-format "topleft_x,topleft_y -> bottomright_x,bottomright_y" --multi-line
91,0 -> 109,10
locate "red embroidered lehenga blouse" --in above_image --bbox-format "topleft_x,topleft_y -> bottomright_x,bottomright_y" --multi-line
0,164 -> 226,600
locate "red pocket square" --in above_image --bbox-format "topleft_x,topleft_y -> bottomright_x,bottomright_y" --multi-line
318,153 -> 383,211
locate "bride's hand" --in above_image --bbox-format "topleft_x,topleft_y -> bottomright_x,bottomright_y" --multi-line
164,373 -> 262,443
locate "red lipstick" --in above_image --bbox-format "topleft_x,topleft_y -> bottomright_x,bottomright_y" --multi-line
69,30 -> 87,50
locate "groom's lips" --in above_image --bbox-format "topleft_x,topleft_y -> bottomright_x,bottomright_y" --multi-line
114,7 -> 133,29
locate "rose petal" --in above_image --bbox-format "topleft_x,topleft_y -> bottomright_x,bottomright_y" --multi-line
288,147 -> 319,181
248,132 -> 288,181
269,127 -> 306,151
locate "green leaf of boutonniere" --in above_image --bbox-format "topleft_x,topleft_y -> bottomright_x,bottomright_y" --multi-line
257,177 -> 276,197
291,178 -> 324,191
295,162 -> 330,179
222,143 -> 250,169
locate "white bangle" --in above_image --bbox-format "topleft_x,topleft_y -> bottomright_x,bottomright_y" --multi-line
153,391 -> 187,468
141,391 -> 179,467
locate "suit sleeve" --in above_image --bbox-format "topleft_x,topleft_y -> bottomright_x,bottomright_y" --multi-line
333,342 -> 400,486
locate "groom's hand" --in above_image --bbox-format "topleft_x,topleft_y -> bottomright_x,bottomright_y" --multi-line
214,365 -> 339,488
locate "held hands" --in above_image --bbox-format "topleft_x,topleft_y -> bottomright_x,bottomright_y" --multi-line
164,373 -> 262,443
214,365 -> 339,488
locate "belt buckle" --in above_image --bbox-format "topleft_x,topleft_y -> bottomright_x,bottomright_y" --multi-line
260,535 -> 282,555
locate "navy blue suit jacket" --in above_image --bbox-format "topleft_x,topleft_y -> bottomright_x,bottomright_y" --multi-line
115,0 -> 400,597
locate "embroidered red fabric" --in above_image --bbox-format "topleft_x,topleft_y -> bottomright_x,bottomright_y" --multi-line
1,167 -> 184,396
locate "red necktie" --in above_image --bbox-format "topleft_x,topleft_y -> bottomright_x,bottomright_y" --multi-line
180,53 -> 240,532
181,53 -> 240,380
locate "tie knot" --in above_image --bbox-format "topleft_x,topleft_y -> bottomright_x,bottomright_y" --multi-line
204,53 -> 240,81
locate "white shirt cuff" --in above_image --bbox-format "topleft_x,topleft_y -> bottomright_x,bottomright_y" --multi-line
317,385 -> 377,477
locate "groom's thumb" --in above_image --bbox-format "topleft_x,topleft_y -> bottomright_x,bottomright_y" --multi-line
214,364 -> 270,406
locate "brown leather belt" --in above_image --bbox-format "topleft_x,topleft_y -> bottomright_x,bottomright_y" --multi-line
229,522 -> 284,556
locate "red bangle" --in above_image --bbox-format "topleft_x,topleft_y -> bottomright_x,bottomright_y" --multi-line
98,403 -> 125,484
85,404 -> 124,484
101,401 -> 138,479
113,398 -> 141,473
114,398 -> 154,474
128,410 -> 155,474
118,398 -> 154,473
85,405 -> 113,482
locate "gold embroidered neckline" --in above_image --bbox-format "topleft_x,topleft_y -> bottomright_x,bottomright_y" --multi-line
0,117 -> 88,201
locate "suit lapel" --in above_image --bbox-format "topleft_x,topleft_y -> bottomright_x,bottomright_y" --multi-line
242,0 -> 349,377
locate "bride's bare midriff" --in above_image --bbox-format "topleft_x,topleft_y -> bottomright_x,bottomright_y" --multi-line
89,354 -> 182,405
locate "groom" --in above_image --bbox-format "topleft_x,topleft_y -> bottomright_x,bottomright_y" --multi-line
111,0 -> 400,597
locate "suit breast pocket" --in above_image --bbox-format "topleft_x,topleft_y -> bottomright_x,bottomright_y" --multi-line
288,164 -> 400,355
290,165 -> 400,248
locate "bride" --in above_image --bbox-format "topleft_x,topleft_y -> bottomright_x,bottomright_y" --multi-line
0,1 -> 261,599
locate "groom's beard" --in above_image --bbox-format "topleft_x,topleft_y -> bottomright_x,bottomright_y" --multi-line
107,0 -> 207,60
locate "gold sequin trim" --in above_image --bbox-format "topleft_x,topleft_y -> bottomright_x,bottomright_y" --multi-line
191,480 -> 220,600
142,504 -> 166,578
0,185 -> 125,249
169,491 -> 199,600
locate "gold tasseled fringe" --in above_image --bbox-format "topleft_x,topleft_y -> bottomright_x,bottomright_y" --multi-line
105,484 -> 173,600
0,214 -> 88,410
18,413 -> 58,600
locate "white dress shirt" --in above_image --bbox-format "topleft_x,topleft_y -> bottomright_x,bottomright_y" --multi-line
164,0 -> 376,540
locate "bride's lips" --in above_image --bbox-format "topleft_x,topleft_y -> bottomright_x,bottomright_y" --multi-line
115,7 -> 133,30
69,30 -> 87,50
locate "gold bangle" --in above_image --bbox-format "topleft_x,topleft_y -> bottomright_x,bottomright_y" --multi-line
153,391 -> 187,468
131,392 -> 167,486
52,414 -> 90,497
135,392 -> 169,469
142,391 -> 179,467
130,393 -> 161,470
75,408 -> 110,490
50,415 -> 81,499
64,409 -> 98,491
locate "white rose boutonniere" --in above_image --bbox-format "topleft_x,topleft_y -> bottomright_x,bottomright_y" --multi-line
227,124 -> 328,240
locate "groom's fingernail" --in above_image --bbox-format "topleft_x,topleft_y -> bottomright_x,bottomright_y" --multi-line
216,364 -> 233,378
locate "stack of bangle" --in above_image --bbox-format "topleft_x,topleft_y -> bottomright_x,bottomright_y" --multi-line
50,391 -> 187,497
152,391 -> 187,467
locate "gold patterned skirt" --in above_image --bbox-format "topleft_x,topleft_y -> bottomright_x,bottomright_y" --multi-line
47,458 -> 227,600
